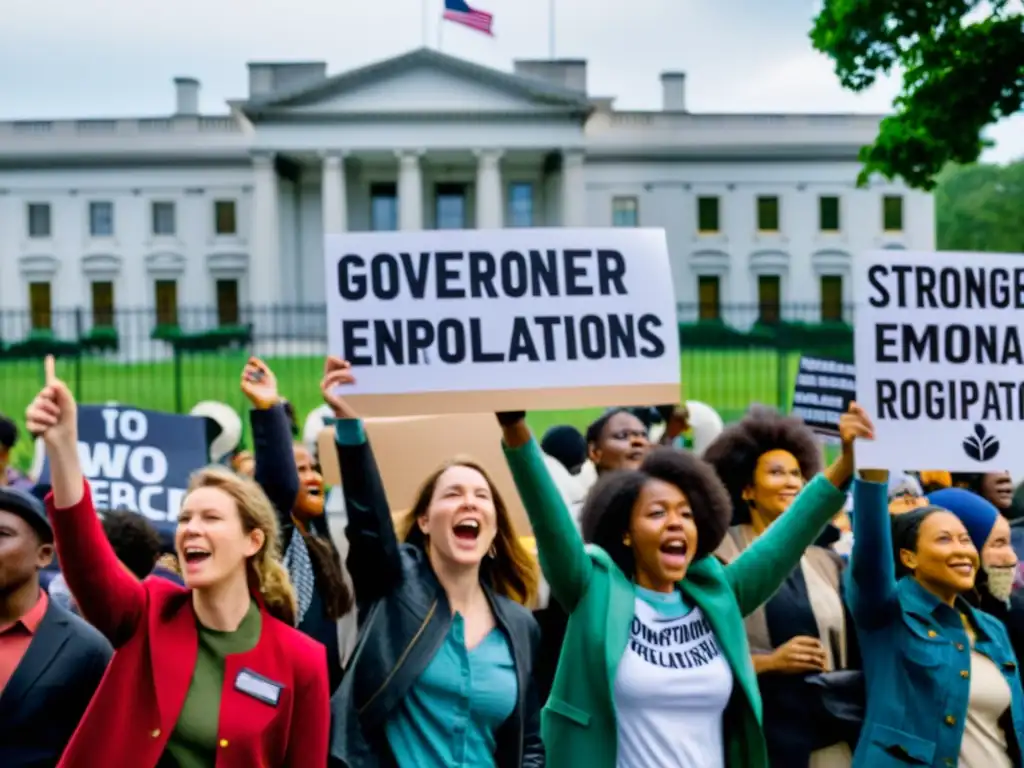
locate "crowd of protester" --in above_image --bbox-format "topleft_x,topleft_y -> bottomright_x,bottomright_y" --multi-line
3,357 -> 1024,767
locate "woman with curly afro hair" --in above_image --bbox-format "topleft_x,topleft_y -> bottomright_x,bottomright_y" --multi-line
704,405 -> 860,768
496,405 -> 873,768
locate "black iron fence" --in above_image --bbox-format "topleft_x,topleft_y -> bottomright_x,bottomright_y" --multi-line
0,302 -> 854,470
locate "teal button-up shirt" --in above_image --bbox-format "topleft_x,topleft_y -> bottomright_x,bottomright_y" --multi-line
386,613 -> 518,768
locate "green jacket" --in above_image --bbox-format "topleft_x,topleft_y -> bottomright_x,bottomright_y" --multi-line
503,437 -> 847,768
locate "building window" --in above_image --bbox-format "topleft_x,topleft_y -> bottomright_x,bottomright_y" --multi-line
435,184 -> 466,230
612,197 -> 639,227
883,195 -> 904,232
27,203 -> 51,238
697,196 -> 720,233
152,201 -> 176,236
508,183 -> 534,227
757,275 -> 781,324
756,196 -> 780,232
91,281 -> 115,327
155,279 -> 178,327
821,275 -> 844,322
89,201 -> 114,237
216,279 -> 240,326
819,196 -> 840,232
697,276 -> 721,321
370,183 -> 398,232
29,282 -> 52,331
214,200 -> 237,236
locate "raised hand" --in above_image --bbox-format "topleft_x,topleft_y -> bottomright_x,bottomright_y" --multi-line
839,402 -> 875,451
320,357 -> 358,419
240,357 -> 280,410
25,355 -> 78,449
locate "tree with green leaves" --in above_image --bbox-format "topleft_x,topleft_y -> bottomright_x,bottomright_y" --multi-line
936,160 -> 1024,252
811,0 -> 1024,190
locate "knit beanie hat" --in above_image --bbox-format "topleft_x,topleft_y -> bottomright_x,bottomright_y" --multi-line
927,487 -> 999,551
888,472 -> 924,500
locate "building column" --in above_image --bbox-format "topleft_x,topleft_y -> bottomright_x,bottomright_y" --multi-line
321,151 -> 348,234
561,148 -> 587,227
475,149 -> 504,229
250,152 -> 279,307
397,150 -> 423,231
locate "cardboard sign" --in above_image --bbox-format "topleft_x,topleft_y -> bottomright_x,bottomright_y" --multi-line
318,413 -> 534,535
39,405 -> 209,530
791,356 -> 856,437
854,250 -> 1024,470
323,228 -> 680,416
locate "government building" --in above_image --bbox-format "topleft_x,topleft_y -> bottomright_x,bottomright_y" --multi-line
0,47 -> 934,346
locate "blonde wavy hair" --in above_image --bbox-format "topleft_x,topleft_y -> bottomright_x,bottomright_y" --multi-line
186,466 -> 297,626
395,457 -> 539,607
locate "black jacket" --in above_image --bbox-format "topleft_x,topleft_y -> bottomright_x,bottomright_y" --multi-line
0,596 -> 112,768
328,427 -> 544,768
251,405 -> 344,692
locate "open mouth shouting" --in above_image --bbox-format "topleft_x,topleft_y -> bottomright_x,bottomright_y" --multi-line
659,537 -> 688,570
452,517 -> 482,549
183,544 -> 212,572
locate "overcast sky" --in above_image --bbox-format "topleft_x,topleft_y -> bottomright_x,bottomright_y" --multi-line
1,0 -> 1020,163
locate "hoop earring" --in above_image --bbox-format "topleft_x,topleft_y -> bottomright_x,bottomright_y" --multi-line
623,535 -> 632,547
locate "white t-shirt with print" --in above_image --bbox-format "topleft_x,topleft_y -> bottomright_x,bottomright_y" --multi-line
614,591 -> 734,768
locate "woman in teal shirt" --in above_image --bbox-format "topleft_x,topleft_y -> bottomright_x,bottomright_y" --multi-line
846,461 -> 1024,767
324,358 -> 544,768
497,405 -> 873,767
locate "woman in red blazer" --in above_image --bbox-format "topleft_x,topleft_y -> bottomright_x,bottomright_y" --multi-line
24,356 -> 329,768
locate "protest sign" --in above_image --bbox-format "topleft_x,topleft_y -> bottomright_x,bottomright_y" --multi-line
39,405 -> 209,526
791,356 -> 856,437
854,250 -> 1024,470
318,413 -> 537,534
323,228 -> 681,416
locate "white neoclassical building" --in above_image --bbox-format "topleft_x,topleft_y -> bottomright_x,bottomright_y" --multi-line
0,47 -> 933,343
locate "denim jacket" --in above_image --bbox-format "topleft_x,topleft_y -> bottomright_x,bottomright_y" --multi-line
847,478 -> 1024,767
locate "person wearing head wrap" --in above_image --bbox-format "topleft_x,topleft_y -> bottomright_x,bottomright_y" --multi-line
928,488 -> 1024,665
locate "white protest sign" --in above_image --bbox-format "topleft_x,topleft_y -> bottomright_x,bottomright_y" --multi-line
854,250 -> 1024,471
323,228 -> 681,416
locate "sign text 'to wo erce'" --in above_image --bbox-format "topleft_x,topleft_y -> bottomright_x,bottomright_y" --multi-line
323,228 -> 681,415
854,249 -> 1024,470
39,405 -> 209,527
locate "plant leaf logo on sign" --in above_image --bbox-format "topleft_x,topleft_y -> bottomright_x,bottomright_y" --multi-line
963,424 -> 1000,462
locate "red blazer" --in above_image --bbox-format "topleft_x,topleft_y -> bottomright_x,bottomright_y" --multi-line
47,481 -> 329,768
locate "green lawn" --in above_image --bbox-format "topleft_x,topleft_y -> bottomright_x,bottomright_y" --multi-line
0,349 -> 801,473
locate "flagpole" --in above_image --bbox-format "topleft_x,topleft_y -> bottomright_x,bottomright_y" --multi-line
548,0 -> 556,58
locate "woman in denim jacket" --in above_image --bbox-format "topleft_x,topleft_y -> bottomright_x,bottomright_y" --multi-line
847,438 -> 1024,766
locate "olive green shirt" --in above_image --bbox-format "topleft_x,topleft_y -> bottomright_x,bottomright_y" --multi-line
162,600 -> 262,768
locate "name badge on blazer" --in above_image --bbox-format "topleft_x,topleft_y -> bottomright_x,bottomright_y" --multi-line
235,668 -> 284,707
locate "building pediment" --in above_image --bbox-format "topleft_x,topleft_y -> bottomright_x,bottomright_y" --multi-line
82,253 -> 123,277
811,249 -> 852,273
242,48 -> 590,120
145,251 -> 186,276
749,249 -> 791,273
19,254 -> 59,278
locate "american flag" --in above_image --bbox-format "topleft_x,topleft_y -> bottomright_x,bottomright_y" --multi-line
443,0 -> 494,35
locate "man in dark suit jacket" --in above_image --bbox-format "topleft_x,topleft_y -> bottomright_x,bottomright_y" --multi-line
0,486 -> 111,768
